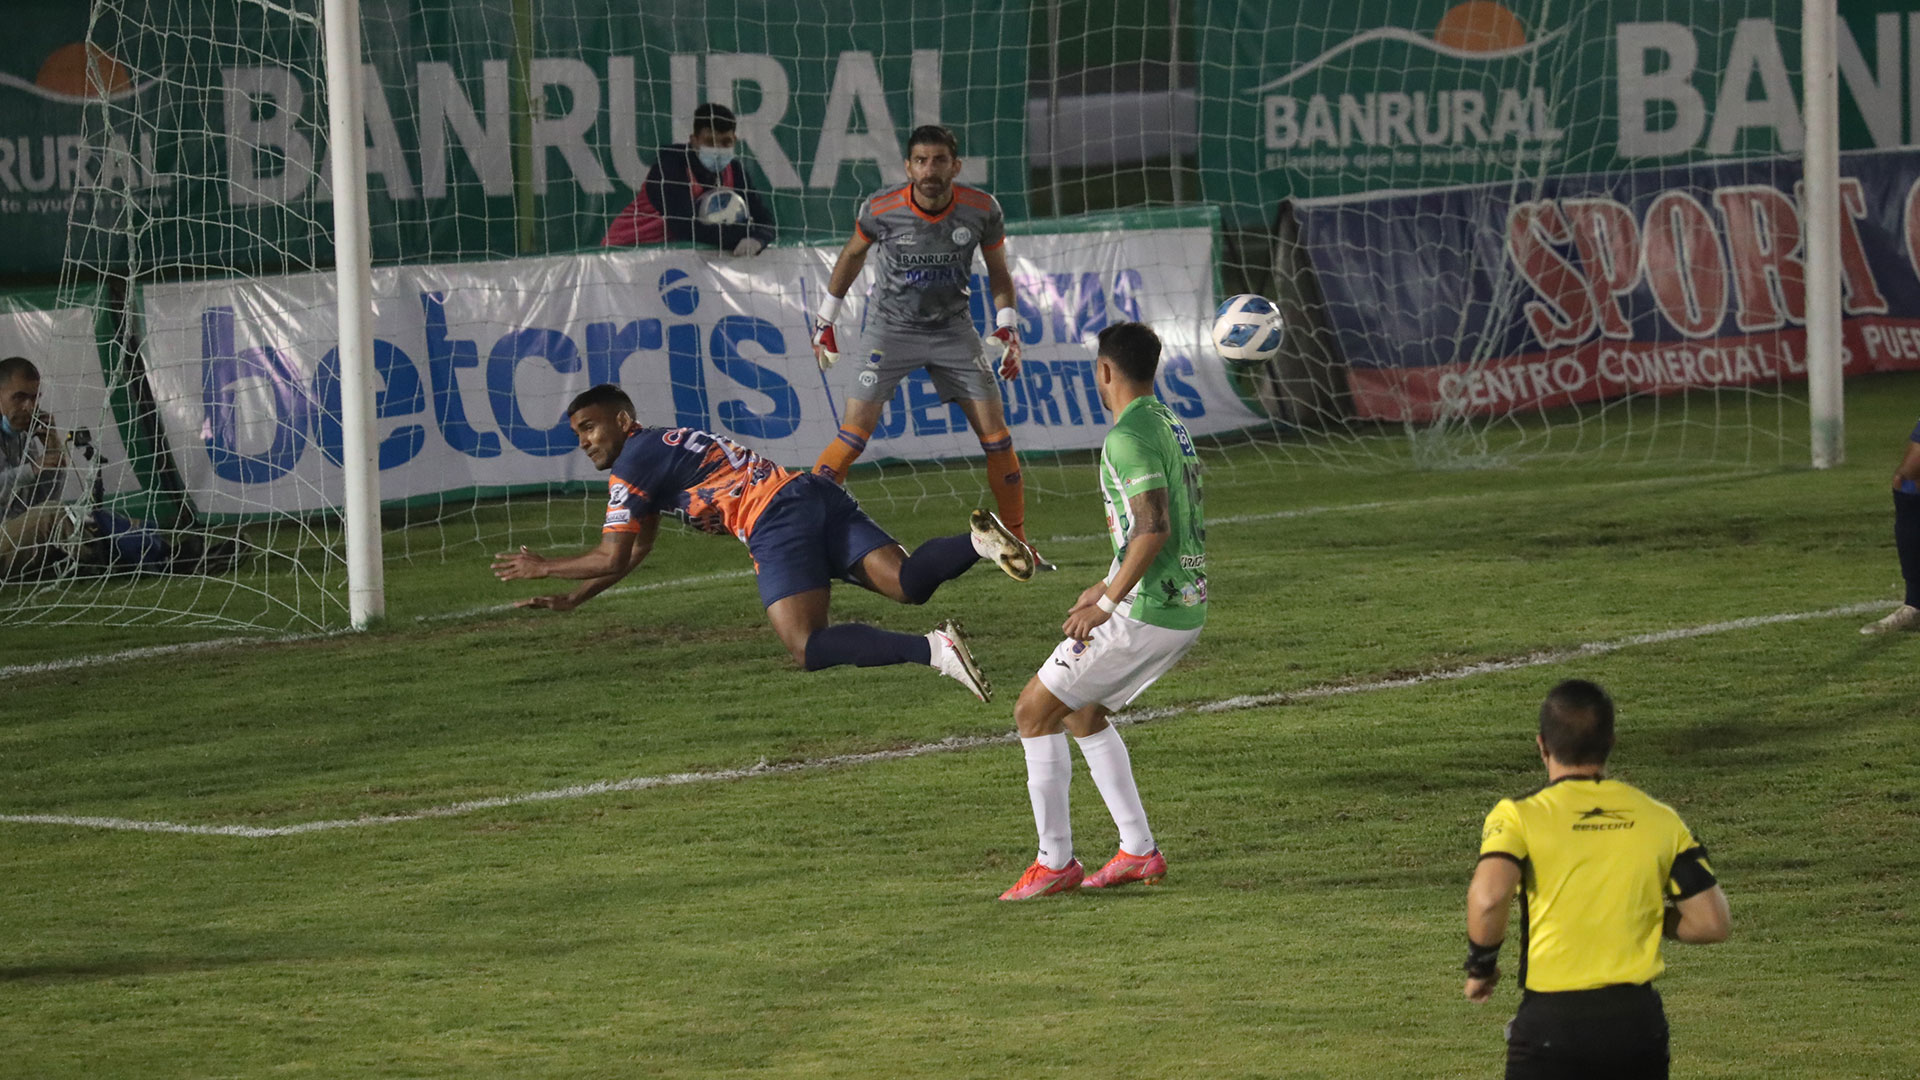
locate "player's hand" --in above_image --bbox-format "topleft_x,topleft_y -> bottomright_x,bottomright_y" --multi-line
1073,581 -> 1106,611
811,317 -> 840,370
1464,970 -> 1499,1002
491,545 -> 549,581
731,236 -> 765,258
988,326 -> 1021,380
1062,596 -> 1112,642
515,593 -> 581,612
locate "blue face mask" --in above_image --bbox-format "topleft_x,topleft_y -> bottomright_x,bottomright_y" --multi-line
696,147 -> 735,175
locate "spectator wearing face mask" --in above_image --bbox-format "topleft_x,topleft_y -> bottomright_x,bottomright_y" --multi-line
602,102 -> 777,257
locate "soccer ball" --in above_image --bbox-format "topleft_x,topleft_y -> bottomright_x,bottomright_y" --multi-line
697,188 -> 750,226
1211,294 -> 1286,367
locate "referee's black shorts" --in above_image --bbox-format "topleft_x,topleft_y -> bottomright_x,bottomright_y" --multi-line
1505,983 -> 1669,1080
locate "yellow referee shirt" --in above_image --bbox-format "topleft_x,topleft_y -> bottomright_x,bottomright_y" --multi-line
1478,776 -> 1717,993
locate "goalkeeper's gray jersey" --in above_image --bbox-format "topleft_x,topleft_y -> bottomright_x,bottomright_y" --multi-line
854,182 -> 1006,334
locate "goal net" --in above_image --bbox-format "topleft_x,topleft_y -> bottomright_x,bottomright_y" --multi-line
5,0 -> 1901,630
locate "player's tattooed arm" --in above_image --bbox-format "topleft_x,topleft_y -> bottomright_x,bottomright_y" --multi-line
1066,488 -> 1170,639
1125,488 -> 1172,541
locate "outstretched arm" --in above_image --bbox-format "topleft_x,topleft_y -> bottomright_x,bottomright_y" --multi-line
492,515 -> 658,611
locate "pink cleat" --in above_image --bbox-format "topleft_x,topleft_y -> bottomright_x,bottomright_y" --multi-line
1081,849 -> 1167,889
998,858 -> 1085,900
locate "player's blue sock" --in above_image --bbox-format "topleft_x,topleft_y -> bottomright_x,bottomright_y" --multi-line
1896,490 -> 1920,606
898,534 -> 979,604
803,623 -> 933,670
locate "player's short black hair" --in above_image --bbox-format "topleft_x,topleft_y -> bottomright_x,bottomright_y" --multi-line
692,102 -> 736,137
1539,679 -> 1616,766
566,383 -> 634,418
0,356 -> 39,386
906,124 -> 959,157
1096,322 -> 1161,384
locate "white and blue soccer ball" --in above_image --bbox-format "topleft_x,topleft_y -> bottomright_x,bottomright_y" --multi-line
1211,293 -> 1286,367
697,188 -> 751,226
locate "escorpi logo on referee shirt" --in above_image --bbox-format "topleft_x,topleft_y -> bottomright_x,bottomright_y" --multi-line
1573,807 -> 1635,832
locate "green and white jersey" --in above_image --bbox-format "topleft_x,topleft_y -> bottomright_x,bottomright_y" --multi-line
1099,395 -> 1207,630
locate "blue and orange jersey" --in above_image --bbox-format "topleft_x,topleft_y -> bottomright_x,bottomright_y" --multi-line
603,426 -> 798,542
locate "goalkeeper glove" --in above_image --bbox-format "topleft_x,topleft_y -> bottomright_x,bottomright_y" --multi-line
731,236 -> 765,258
985,307 -> 1021,379
812,295 -> 844,371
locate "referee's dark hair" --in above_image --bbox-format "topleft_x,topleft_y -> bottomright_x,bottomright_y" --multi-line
566,383 -> 634,418
1539,679 -> 1616,766
1097,322 -> 1162,384
907,124 -> 959,157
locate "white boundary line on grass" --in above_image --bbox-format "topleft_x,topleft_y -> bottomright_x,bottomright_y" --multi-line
0,598 -> 1885,838
6,471 -> 1764,681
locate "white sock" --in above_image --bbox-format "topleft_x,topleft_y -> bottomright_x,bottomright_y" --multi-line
1075,725 -> 1154,856
1021,732 -> 1073,870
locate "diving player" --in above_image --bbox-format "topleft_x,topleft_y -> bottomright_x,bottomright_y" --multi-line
491,383 -> 1033,700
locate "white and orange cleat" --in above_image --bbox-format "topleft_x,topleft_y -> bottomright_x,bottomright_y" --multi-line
1081,849 -> 1167,889
998,858 -> 1085,900
970,509 -> 1035,582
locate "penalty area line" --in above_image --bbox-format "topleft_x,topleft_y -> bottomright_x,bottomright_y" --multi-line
0,597 -> 1887,838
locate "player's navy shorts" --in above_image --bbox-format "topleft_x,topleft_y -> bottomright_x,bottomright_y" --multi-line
745,473 -> 897,606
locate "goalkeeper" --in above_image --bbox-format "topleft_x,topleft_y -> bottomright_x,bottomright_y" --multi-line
809,124 -> 1046,569
601,103 -> 775,256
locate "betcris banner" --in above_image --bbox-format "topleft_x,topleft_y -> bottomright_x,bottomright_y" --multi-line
136,221 -> 1256,516
1294,149 -> 1920,422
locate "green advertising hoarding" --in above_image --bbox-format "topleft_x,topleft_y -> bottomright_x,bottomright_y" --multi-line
1198,1 -> 1914,223
0,0 -> 1029,277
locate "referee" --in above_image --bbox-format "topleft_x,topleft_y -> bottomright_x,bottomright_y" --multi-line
1463,679 -> 1731,1079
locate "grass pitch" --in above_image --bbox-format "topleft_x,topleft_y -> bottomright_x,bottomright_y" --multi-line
2,378 -> 1917,1078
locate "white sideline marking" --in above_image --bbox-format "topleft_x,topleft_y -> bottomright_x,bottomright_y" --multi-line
0,598 -> 1886,838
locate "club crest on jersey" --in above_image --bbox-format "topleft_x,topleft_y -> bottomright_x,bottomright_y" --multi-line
951,226 -> 973,245
866,350 -> 884,367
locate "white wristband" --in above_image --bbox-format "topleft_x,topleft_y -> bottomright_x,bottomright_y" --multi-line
818,295 -> 845,323
1095,594 -> 1117,614
995,306 -> 1018,331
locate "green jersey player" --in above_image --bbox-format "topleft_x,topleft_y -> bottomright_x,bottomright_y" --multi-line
999,321 -> 1207,900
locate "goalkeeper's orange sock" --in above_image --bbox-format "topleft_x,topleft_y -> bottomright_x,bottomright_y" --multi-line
980,428 -> 1027,541
813,419 -> 874,484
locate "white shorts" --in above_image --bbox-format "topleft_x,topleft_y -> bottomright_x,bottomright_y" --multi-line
1036,612 -> 1202,713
